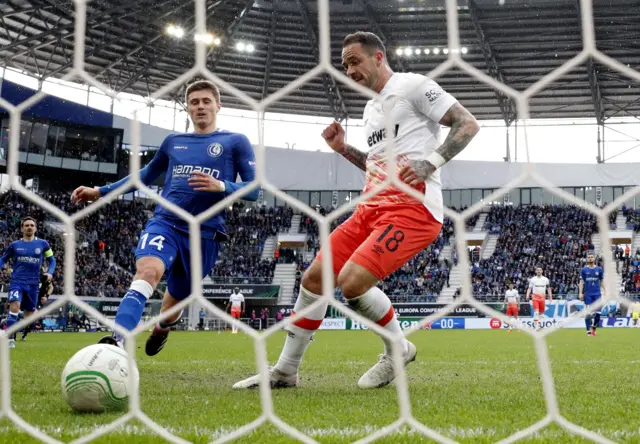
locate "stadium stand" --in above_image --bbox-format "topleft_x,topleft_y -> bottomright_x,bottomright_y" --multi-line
473,204 -> 598,301
210,203 -> 291,283
3,190 -> 637,305
0,191 -> 293,296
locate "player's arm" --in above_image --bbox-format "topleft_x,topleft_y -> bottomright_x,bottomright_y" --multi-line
579,269 -> 584,300
547,286 -> 553,301
400,79 -> 480,186
0,244 -> 14,269
240,295 -> 245,315
71,138 -> 171,204
43,243 -> 56,281
525,286 -> 531,301
227,135 -> 259,200
321,122 -> 367,171
600,269 -> 606,296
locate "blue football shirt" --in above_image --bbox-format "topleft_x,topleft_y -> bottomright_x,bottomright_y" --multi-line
99,130 -> 259,238
581,265 -> 603,301
0,238 -> 55,284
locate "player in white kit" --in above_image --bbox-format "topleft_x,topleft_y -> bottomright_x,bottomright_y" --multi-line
233,31 -> 479,390
504,283 -> 520,332
525,267 -> 552,331
226,287 -> 245,334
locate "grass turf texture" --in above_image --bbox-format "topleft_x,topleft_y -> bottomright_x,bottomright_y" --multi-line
1,329 -> 638,443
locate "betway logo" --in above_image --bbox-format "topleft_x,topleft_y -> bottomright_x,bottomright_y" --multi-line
367,124 -> 400,147
172,165 -> 220,178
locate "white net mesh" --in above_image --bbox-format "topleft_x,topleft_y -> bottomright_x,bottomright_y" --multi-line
0,0 -> 637,442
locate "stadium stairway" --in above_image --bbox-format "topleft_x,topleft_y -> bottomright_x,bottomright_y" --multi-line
632,234 -> 640,257
273,263 -> 298,303
481,234 -> 499,259
261,236 -> 277,260
289,214 -> 301,234
473,213 -> 487,232
439,241 -> 453,263
438,264 -> 462,303
616,213 -> 628,231
592,234 -> 601,254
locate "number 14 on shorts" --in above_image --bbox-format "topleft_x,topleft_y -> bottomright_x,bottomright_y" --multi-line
140,233 -> 166,251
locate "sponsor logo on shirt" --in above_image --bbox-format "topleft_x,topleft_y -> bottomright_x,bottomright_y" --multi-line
172,164 -> 220,179
174,145 -> 189,150
425,87 -> 443,103
17,256 -> 40,264
366,124 -> 400,147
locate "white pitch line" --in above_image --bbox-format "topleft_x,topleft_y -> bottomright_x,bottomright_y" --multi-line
0,425 -> 637,440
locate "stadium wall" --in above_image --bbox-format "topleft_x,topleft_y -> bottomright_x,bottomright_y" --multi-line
112,115 -> 177,147
0,79 -> 113,127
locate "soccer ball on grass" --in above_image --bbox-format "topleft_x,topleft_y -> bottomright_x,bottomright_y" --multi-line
61,344 -> 138,413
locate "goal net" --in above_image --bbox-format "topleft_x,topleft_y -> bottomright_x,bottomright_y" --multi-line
1,0 -> 636,443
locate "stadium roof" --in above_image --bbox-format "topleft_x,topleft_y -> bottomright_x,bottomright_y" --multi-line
1,0 -> 639,124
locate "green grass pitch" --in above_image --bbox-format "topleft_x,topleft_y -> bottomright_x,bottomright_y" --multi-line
1,329 -> 638,443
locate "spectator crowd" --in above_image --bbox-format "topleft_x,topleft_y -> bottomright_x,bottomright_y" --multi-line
4,189 -> 640,306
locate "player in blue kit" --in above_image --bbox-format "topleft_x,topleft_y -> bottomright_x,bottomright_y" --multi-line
579,252 -> 605,336
71,80 -> 259,354
0,217 -> 56,349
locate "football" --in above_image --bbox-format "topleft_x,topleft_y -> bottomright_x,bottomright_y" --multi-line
61,344 -> 138,413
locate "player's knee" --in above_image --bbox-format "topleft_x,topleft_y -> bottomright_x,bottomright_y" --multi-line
337,272 -> 370,299
337,262 -> 377,299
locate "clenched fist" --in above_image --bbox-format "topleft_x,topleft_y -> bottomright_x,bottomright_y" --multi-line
321,122 -> 346,153
71,186 -> 100,205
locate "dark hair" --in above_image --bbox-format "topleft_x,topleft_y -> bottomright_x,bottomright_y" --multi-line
343,31 -> 386,58
185,80 -> 221,104
21,216 -> 36,227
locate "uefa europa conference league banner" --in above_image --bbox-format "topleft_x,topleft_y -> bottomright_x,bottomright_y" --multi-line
202,284 -> 280,299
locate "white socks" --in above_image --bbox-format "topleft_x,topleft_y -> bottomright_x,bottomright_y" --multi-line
348,287 -> 407,356
274,286 -> 329,375
274,286 -> 407,375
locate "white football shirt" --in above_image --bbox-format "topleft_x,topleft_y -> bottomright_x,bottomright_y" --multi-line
360,72 -> 458,223
529,276 -> 550,297
505,289 -> 519,303
229,293 -> 244,308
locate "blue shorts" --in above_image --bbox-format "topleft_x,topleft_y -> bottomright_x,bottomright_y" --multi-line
8,282 -> 39,312
584,294 -> 601,307
135,219 -> 219,300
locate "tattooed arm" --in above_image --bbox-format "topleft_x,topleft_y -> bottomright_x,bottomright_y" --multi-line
321,122 -> 367,171
400,103 -> 479,186
341,144 -> 367,171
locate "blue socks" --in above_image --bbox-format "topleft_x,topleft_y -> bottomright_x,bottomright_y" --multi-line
113,280 -> 153,340
115,290 -> 147,331
585,313 -> 592,331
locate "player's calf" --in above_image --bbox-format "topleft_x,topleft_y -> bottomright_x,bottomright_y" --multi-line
105,260 -> 161,347
6,311 -> 20,348
591,312 -> 601,335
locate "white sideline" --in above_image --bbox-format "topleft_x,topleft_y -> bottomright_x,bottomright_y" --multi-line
0,425 -> 637,441
0,0 -> 631,442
